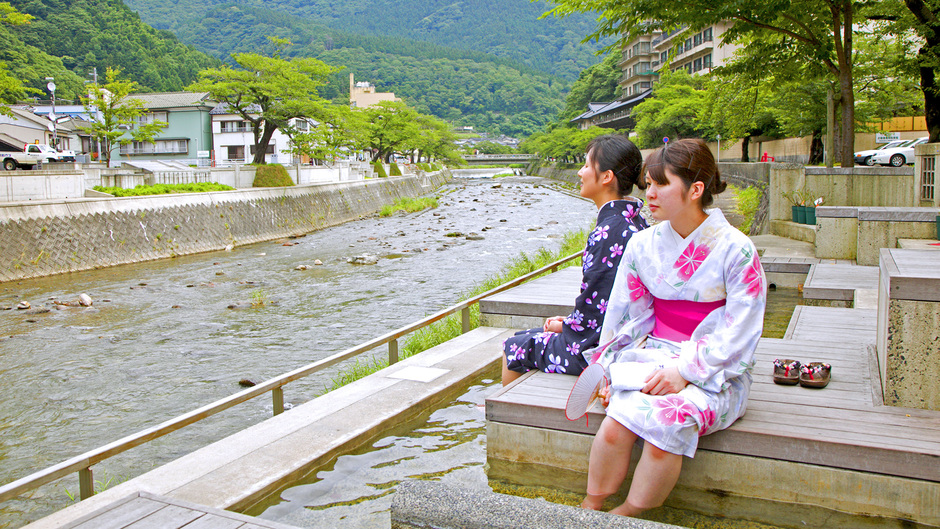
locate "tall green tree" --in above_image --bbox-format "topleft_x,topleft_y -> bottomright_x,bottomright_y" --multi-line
285,105 -> 366,165
0,2 -> 32,116
559,51 -> 622,122
874,0 -> 940,141
80,67 -> 167,166
631,71 -> 708,149
363,101 -> 422,163
547,0 -> 863,166
189,38 -> 337,165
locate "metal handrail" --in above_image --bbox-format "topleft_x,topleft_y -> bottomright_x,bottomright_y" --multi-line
0,251 -> 582,504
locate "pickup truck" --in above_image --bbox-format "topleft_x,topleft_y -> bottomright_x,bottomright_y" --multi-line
1,144 -> 74,170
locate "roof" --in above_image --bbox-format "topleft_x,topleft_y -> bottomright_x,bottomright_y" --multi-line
569,90 -> 653,124
209,102 -> 262,115
126,92 -> 215,109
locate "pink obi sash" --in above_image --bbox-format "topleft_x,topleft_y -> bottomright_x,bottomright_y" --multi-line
651,297 -> 726,342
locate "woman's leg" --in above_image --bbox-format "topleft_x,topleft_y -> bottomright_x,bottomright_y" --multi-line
609,442 -> 683,517
581,416 -> 638,510
501,354 -> 522,385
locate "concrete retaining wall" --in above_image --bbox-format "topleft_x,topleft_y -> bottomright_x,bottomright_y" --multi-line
0,172 -> 449,283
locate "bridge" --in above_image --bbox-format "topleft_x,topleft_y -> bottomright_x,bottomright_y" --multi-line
463,153 -> 538,165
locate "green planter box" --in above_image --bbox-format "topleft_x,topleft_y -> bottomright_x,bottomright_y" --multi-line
805,207 -> 817,225
791,205 -> 799,223
795,206 -> 807,224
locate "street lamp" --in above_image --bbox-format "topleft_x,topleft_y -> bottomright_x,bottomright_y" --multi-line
44,77 -> 57,149
716,134 -> 721,163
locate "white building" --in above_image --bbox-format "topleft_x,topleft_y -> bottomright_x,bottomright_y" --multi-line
209,103 -> 315,165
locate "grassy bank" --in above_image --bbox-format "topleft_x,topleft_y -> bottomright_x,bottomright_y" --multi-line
322,228 -> 589,393
93,182 -> 234,196
379,197 -> 439,217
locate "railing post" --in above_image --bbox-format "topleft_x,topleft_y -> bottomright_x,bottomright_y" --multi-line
389,338 -> 399,364
272,387 -> 284,416
79,468 -> 93,500
461,307 -> 470,334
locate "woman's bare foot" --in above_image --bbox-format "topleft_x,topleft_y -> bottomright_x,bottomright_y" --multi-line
580,492 -> 607,510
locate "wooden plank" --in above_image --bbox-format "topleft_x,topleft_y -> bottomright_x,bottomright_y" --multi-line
125,505 -> 203,528
180,514 -> 245,529
67,496 -> 165,529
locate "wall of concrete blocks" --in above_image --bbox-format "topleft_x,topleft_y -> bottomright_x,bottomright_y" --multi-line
0,173 -> 449,283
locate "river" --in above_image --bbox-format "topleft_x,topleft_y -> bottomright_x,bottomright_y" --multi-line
0,170 -> 597,527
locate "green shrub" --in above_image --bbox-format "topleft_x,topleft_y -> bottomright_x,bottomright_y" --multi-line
92,183 -> 235,197
252,164 -> 294,187
389,162 -> 403,176
732,185 -> 762,235
373,162 -> 388,178
379,196 -> 439,216
418,163 -> 431,172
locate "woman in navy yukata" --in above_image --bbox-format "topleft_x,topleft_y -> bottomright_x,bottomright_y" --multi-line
501,134 -> 649,385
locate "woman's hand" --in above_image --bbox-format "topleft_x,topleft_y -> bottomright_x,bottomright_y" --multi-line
543,316 -> 565,333
641,366 -> 689,395
598,382 -> 611,407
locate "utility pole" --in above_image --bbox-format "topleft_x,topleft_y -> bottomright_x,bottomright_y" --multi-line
45,77 -> 57,149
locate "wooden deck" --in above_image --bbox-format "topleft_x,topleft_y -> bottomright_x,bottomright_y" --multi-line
802,262 -> 880,303
59,491 -> 299,529
483,262 -> 940,527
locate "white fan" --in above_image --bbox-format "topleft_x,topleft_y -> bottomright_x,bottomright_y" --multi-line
565,363 -> 607,421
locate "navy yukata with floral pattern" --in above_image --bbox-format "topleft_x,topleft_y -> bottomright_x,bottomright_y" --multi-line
503,198 -> 649,376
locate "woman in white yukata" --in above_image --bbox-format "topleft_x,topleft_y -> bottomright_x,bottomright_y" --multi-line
579,138 -> 766,516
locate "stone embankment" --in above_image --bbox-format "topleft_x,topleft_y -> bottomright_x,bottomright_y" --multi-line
0,172 -> 448,283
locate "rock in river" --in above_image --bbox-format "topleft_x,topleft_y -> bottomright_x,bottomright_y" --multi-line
347,254 -> 379,265
78,293 -> 93,307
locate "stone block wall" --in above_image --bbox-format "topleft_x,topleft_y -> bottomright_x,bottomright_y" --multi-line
0,173 -> 448,283
877,249 -> 940,411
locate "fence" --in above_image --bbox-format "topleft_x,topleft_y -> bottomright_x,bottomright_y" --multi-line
0,251 -> 580,504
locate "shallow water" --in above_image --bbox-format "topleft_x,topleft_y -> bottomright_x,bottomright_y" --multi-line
0,173 -> 596,528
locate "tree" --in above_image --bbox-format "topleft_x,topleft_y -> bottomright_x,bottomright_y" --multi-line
189,37 -> 337,164
285,106 -> 367,165
547,0 -> 862,166
631,71 -> 708,149
79,67 -> 167,166
559,51 -> 622,122
363,101 -> 422,162
0,2 -> 33,116
875,0 -> 940,141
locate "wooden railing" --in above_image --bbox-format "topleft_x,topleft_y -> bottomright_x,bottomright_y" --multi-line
0,251 -> 581,504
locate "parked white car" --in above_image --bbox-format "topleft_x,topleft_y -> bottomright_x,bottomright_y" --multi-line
853,139 -> 906,166
870,137 -> 928,167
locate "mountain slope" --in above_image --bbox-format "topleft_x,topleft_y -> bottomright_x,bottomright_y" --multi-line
6,0 -> 220,95
122,0 -> 605,81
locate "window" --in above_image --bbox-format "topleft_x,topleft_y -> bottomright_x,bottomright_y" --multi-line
661,51 -> 668,63
119,139 -> 188,155
221,121 -> 250,133
226,146 -> 245,160
250,143 -> 276,155
639,42 -> 650,54
685,38 -> 692,52
638,62 -> 650,73
704,54 -> 713,69
675,44 -> 683,56
294,120 -> 309,131
640,82 -> 651,89
137,111 -> 168,125
686,62 -> 693,74
694,33 -> 702,47
704,27 -> 713,41
694,58 -> 702,72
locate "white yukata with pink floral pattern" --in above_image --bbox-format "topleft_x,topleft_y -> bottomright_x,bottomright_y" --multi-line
582,208 -> 766,457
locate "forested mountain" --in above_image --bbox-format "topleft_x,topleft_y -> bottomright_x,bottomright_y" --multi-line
122,0 -> 604,81
150,4 -> 566,135
5,0 -> 220,97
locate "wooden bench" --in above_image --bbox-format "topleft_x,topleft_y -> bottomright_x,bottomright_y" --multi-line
482,267 -> 940,527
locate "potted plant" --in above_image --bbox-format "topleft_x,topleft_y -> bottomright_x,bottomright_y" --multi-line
793,189 -> 808,224
806,196 -> 824,226
782,190 -> 800,223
